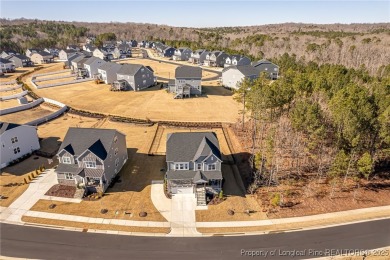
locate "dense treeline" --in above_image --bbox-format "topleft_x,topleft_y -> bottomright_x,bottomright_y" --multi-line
234,53 -> 390,192
0,21 -> 88,52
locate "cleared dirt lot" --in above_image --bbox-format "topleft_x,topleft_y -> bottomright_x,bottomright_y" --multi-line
34,82 -> 239,122
0,67 -> 37,83
0,104 -> 54,124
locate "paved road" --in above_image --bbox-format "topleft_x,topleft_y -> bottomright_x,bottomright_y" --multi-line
141,49 -> 222,82
1,219 -> 389,260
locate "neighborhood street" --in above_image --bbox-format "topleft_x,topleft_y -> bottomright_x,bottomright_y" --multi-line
1,219 -> 389,260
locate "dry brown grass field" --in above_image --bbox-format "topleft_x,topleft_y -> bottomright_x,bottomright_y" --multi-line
0,105 -> 54,124
0,96 -> 33,109
0,66 -> 37,83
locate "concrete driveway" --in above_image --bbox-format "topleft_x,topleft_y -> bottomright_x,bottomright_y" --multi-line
168,194 -> 200,236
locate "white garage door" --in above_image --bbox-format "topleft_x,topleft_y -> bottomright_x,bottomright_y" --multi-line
176,186 -> 194,194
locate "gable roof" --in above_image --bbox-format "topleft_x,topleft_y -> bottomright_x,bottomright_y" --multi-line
222,65 -> 260,76
98,62 -> 122,73
35,51 -> 53,57
0,58 -> 12,64
9,54 -> 30,60
117,64 -> 143,76
84,56 -> 104,65
0,122 -> 21,135
252,59 -> 279,68
57,127 -> 122,160
175,66 -> 202,79
166,132 -> 221,162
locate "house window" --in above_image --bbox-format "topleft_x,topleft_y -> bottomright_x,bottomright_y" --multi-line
85,161 -> 96,168
115,158 -> 119,167
207,164 -> 216,171
114,148 -> 118,156
64,173 -> 74,180
13,147 -> 21,154
63,156 -> 71,164
11,137 -> 18,143
143,80 -> 146,84
197,163 -> 202,170
175,164 -> 179,170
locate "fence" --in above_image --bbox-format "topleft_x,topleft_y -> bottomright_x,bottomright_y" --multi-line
0,84 -> 22,92
0,98 -> 44,116
0,90 -> 28,101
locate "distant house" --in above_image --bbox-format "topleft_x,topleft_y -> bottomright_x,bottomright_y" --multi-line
147,42 -> 154,48
83,44 -> 96,52
0,58 -> 16,72
83,56 -> 106,78
93,48 -> 114,61
26,48 -> 40,58
97,62 -> 122,84
172,47 -> 192,61
252,59 -> 279,80
64,53 -> 84,69
0,122 -> 40,169
189,49 -> 208,65
161,46 -> 176,57
30,51 -> 54,64
0,50 -> 19,59
58,49 -> 79,61
86,37 -> 95,44
165,132 -> 223,205
55,127 -> 128,193
169,66 -> 202,98
44,48 -> 59,57
224,55 -> 251,67
67,45 -> 80,51
221,65 -> 260,90
113,44 -> 131,59
130,40 -> 138,47
138,41 -> 146,48
8,54 -> 33,68
71,55 -> 89,75
204,51 -> 229,67
113,64 -> 155,91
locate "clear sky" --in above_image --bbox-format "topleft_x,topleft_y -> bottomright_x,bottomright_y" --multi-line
1,1 -> 389,27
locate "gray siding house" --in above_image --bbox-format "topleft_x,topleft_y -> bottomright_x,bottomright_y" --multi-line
165,132 -> 223,205
0,58 -> 16,73
221,65 -> 260,90
169,66 -> 202,98
113,44 -> 131,59
172,47 -> 192,61
204,51 -> 230,67
252,59 -> 279,80
55,127 -> 128,193
71,55 -> 90,75
114,64 -> 155,91
188,49 -> 208,64
0,50 -> 19,59
58,49 -> 79,61
84,56 -> 106,78
97,62 -> 122,84
9,54 -> 33,68
224,55 -> 251,67
0,122 -> 40,169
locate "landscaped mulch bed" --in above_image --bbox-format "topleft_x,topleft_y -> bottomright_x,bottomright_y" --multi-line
45,184 -> 76,198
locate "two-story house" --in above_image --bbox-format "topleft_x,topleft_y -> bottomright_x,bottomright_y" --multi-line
221,65 -> 260,90
8,54 -> 33,68
169,66 -> 202,98
0,122 -> 40,169
0,58 -> 16,73
113,64 -> 155,91
97,62 -> 122,84
58,49 -> 79,61
26,48 -> 40,58
251,59 -> 279,80
93,48 -> 114,61
165,132 -> 223,205
224,55 -> 251,67
113,44 -> 131,59
188,49 -> 209,65
83,56 -> 106,78
172,47 -> 192,61
203,51 -> 230,67
55,127 -> 128,193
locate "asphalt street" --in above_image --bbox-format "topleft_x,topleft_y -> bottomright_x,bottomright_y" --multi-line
1,219 -> 389,260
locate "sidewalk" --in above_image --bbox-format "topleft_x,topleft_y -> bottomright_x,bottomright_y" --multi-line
1,169 -> 57,223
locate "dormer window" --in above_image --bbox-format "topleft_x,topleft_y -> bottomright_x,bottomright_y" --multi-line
85,161 -> 96,168
63,156 -> 71,164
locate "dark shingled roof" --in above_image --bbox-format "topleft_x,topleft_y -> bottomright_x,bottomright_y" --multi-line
175,66 -> 202,79
0,58 -> 13,64
57,128 -> 121,160
10,54 -> 29,60
117,64 -> 143,76
251,59 -> 279,68
222,65 -> 260,76
166,170 -> 222,181
55,163 -> 83,174
98,62 -> 122,72
166,132 -> 221,162
84,56 -> 104,65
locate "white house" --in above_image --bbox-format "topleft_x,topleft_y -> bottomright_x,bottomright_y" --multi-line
221,65 -> 260,90
0,122 -> 40,169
